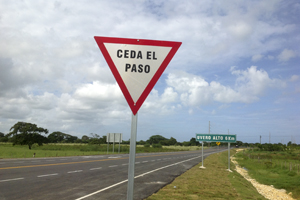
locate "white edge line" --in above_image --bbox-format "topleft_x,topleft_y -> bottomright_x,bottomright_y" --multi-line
0,178 -> 24,182
37,173 -> 58,178
75,155 -> 202,200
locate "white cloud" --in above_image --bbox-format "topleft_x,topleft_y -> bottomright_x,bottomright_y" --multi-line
252,54 -> 263,62
278,49 -> 297,62
166,67 -> 286,107
290,75 -> 299,82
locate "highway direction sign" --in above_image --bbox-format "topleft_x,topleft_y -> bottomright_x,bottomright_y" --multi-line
196,134 -> 236,143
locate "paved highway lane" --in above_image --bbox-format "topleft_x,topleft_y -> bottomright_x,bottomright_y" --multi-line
0,147 -> 225,200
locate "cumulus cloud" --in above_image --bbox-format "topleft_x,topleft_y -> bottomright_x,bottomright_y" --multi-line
278,49 -> 297,62
166,66 -> 286,107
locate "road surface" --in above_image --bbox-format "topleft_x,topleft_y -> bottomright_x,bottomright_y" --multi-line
0,147 -> 224,200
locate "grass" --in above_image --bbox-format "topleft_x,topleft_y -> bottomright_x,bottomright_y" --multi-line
162,145 -> 204,151
0,143 -> 193,159
146,149 -> 267,200
234,149 -> 300,199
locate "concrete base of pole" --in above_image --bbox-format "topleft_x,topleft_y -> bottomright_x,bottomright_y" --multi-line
199,166 -> 206,169
226,169 -> 233,172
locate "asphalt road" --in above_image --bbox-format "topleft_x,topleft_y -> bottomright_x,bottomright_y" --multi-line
0,147 -> 225,200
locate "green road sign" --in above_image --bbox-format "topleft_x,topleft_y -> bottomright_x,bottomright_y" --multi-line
196,134 -> 236,143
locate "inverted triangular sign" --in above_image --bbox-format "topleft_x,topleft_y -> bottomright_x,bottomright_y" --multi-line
94,36 -> 181,115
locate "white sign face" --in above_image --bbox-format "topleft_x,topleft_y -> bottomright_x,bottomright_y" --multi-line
104,43 -> 172,103
106,133 -> 122,143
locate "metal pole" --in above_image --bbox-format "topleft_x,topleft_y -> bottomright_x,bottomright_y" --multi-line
228,142 -> 230,170
199,141 -> 205,169
202,141 -> 204,167
107,133 -> 110,154
127,112 -> 138,200
113,133 -> 115,153
118,133 -> 121,153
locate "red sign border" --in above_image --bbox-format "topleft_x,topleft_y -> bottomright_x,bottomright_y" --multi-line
94,36 -> 182,115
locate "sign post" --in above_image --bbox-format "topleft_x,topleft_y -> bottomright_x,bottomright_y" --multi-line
196,134 -> 236,170
95,36 -> 181,200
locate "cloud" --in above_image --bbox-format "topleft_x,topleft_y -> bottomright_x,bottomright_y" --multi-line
278,49 -> 297,62
252,54 -> 263,62
166,66 -> 286,107
290,75 -> 299,82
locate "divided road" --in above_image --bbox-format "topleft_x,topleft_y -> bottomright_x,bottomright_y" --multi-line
0,147 -> 224,200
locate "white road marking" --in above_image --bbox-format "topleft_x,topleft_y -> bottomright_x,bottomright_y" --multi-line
151,160 -> 155,162
46,160 -> 55,162
122,163 -> 128,166
109,165 -> 118,168
75,155 -> 203,200
0,178 -> 24,182
135,162 -> 140,164
142,161 -> 148,163
68,170 -> 83,173
90,167 -> 102,170
37,173 -> 58,178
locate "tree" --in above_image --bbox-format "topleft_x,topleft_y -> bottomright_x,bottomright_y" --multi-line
0,132 -> 4,138
169,137 -> 177,145
189,137 -> 199,146
81,135 -> 90,143
0,132 -> 8,142
147,135 -> 167,145
8,122 -> 48,149
48,131 -> 66,143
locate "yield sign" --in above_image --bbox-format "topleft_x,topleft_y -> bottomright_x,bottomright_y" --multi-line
94,36 -> 181,115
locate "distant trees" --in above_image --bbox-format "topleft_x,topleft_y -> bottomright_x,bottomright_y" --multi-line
48,131 -> 78,143
8,122 -> 48,149
0,132 -> 8,142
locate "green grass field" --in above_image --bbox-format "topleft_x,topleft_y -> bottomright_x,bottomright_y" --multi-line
147,149 -> 267,200
234,149 -> 300,199
0,143 -> 192,159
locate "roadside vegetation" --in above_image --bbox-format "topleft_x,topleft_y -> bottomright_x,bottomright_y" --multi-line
234,145 -> 300,199
147,149 -> 267,200
0,143 -> 190,159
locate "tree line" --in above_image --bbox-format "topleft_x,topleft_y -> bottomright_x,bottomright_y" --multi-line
0,122 -> 298,150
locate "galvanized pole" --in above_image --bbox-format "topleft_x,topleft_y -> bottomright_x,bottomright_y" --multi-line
107,133 -> 110,154
202,141 -> 204,167
118,133 -> 121,153
199,141 -> 205,169
113,133 -> 115,153
127,112 -> 138,200
228,142 -> 230,170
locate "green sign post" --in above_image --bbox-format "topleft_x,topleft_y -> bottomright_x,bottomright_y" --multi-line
196,134 -> 236,143
196,134 -> 237,171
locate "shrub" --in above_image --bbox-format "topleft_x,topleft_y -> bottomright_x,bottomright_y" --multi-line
152,143 -> 162,148
144,143 -> 150,148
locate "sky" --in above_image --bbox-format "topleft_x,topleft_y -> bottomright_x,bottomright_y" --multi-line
0,0 -> 299,144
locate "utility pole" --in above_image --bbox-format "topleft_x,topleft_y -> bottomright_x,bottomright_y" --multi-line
208,121 -> 210,147
269,132 -> 271,144
260,135 -> 261,144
